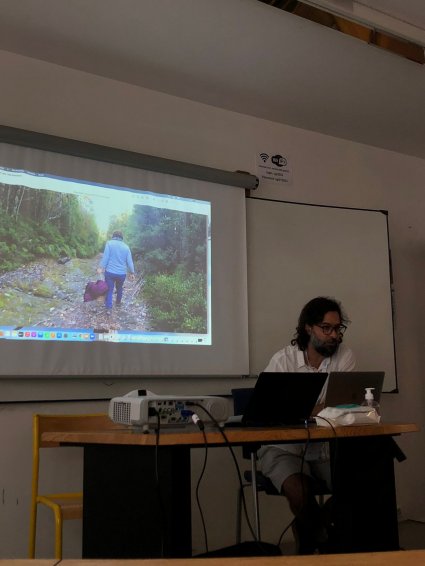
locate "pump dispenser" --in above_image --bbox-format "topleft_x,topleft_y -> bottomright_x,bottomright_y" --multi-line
361,387 -> 381,421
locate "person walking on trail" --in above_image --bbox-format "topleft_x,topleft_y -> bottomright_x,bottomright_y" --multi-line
98,230 -> 135,313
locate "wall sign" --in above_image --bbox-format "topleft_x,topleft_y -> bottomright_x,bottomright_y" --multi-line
256,151 -> 292,186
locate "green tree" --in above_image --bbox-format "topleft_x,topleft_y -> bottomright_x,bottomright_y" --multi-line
125,203 -> 209,333
0,184 -> 101,272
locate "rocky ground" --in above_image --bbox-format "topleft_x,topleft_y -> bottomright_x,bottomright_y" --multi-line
0,256 -> 150,332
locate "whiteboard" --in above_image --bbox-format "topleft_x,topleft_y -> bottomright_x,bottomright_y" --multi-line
247,198 -> 397,392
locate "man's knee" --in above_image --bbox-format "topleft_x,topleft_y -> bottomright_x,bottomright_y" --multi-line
282,473 -> 314,513
282,472 -> 311,494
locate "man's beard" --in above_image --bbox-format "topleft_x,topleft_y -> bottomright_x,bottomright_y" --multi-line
310,334 -> 340,357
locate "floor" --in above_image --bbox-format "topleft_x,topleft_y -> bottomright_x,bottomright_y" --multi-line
279,519 -> 425,555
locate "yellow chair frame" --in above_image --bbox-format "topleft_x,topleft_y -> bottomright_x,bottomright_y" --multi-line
29,413 -> 115,559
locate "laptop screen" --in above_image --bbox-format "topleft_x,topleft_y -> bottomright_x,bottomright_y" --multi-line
324,371 -> 385,407
240,371 -> 328,427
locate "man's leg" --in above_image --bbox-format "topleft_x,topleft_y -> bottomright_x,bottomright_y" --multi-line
258,445 -> 330,555
282,473 -> 328,554
104,271 -> 114,309
115,274 -> 126,305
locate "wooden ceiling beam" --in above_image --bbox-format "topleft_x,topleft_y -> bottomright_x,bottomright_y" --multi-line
259,0 -> 425,64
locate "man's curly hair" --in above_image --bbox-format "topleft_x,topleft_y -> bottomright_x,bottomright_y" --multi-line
291,297 -> 349,351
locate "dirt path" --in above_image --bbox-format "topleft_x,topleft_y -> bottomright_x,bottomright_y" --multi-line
0,256 -> 150,332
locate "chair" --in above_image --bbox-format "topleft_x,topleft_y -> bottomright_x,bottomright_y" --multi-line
29,413 -> 116,559
231,388 -> 328,545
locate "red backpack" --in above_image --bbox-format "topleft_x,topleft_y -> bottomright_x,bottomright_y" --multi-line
83,280 -> 108,302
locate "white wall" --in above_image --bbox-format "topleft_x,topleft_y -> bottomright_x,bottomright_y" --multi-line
1,50 -> 425,557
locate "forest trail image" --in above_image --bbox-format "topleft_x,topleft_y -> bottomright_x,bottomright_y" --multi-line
0,174 -> 209,337
0,255 -> 149,331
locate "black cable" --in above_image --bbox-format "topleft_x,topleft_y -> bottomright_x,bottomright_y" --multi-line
277,517 -> 296,547
153,411 -> 167,557
277,423 -> 311,547
313,415 -> 338,489
279,416 -> 339,551
186,402 -> 259,543
312,415 -> 339,551
300,421 -> 311,487
192,414 -> 209,554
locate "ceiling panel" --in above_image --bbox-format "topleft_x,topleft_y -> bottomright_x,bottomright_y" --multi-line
0,0 -> 424,159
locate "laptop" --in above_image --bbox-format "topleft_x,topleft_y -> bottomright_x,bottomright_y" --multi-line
323,371 -> 385,407
231,372 -> 328,427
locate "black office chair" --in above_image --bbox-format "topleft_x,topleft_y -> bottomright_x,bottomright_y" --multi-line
232,387 -> 328,545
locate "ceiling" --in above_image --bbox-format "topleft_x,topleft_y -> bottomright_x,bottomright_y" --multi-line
0,0 -> 425,159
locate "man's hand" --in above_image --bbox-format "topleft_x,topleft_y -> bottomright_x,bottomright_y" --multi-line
129,273 -> 136,281
96,267 -> 103,275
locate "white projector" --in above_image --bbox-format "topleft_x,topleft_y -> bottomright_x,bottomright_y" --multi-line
109,389 -> 229,431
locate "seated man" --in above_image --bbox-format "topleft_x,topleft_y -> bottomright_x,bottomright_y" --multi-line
258,296 -> 355,554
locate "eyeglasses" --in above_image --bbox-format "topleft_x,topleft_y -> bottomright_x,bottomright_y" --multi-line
314,323 -> 347,336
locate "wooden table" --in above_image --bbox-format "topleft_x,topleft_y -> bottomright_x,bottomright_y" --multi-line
58,549 -> 425,565
42,422 -> 418,559
3,552 -> 425,566
42,421 -> 417,447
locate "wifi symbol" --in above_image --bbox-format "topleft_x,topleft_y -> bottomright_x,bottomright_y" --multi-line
259,153 -> 269,163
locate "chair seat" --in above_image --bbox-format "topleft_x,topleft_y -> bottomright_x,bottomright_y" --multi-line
243,470 -> 279,496
37,494 -> 83,520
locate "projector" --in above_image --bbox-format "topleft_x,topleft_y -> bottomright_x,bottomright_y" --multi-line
109,389 -> 229,431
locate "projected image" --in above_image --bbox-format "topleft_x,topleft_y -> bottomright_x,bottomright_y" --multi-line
0,167 -> 211,345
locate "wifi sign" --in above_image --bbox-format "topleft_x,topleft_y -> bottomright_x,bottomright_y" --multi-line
259,153 -> 269,163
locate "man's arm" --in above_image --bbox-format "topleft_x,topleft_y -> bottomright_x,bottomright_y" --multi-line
126,248 -> 135,277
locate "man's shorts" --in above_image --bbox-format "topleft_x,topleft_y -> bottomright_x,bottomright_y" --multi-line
257,443 -> 332,493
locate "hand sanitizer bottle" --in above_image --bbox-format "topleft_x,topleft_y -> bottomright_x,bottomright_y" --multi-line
361,387 -> 381,421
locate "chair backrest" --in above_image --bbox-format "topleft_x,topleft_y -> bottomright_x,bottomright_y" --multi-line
30,413 -> 120,559
231,389 -> 259,459
32,413 -> 119,494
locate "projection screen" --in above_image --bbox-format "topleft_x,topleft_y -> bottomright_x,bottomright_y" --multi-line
0,142 -> 249,377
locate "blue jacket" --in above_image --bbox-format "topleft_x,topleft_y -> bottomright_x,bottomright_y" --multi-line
100,237 -> 135,275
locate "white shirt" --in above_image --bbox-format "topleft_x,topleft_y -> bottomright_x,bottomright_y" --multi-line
265,342 -> 356,405
265,342 -> 355,373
